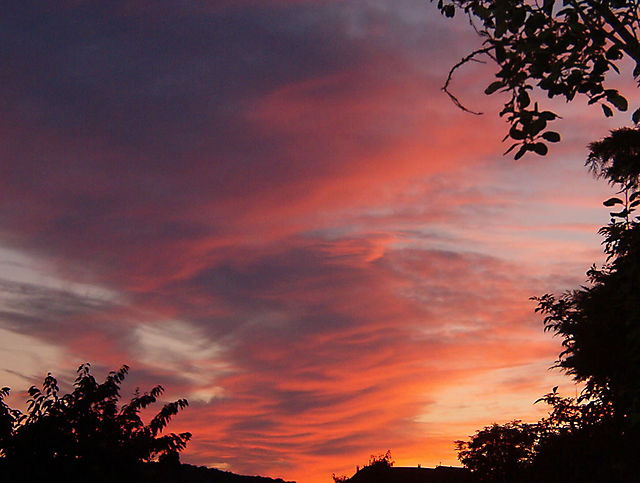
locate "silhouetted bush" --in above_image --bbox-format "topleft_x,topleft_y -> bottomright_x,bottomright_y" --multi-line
0,363 -> 190,482
455,421 -> 536,482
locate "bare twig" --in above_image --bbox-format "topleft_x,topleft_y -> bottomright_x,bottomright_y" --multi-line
442,46 -> 494,115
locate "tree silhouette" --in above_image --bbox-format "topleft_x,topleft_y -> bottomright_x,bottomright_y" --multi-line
525,128 -> 640,480
455,421 -> 536,482
434,0 -> 640,156
454,393 -> 627,481
0,386 -> 21,457
0,364 -> 191,482
534,128 -> 640,424
529,388 -> 622,480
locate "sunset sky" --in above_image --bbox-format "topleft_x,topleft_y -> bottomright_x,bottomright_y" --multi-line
0,1 -> 631,481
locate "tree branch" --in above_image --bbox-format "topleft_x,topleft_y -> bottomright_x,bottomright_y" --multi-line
589,1 -> 640,63
443,47 -> 494,115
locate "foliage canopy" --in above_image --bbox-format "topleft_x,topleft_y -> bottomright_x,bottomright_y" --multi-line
455,393 -> 624,481
455,420 -> 536,482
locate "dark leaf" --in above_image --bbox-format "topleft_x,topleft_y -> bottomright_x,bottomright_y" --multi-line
532,142 -> 548,155
529,118 -> 547,135
443,4 -> 455,17
514,144 -> 528,160
541,131 -> 561,142
606,45 -> 621,60
518,90 -> 531,108
603,197 -> 623,207
485,81 -> 504,95
608,93 -> 628,111
610,209 -> 629,218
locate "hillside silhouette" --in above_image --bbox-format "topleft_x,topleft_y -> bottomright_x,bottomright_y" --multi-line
123,463 -> 295,483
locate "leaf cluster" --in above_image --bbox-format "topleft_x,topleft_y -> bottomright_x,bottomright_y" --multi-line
435,0 -> 640,157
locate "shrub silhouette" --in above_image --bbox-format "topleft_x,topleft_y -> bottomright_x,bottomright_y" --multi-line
455,421 -> 536,482
0,363 -> 191,482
